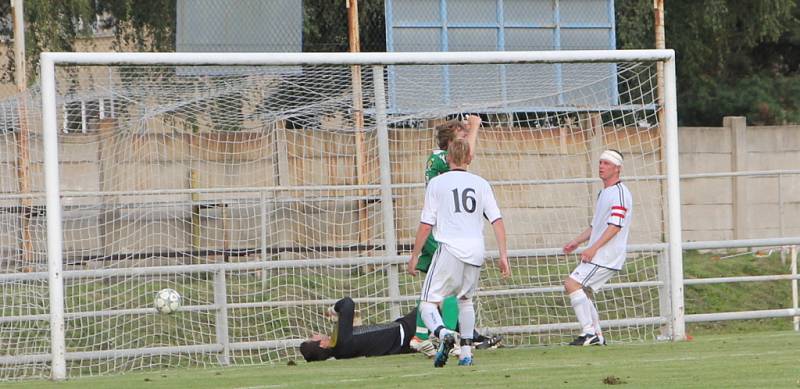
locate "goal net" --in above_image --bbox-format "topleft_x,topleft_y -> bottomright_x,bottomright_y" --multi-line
0,51 -> 678,379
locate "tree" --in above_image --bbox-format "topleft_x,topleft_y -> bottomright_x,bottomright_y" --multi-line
0,1 -> 95,84
303,0 -> 385,52
5,0 -> 798,125
96,0 -> 176,52
616,0 -> 800,125
0,0 -> 175,85
615,0 -> 655,50
3,0 -> 391,82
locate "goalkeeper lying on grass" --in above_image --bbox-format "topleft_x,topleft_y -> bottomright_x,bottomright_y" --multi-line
299,297 -> 500,362
300,297 -> 414,362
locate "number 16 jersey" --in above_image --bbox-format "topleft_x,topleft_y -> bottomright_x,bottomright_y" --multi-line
420,169 -> 502,267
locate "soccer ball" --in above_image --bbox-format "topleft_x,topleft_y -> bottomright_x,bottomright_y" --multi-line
154,288 -> 181,314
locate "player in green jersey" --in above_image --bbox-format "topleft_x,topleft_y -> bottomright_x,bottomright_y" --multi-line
409,115 -> 502,356
418,115 -> 481,273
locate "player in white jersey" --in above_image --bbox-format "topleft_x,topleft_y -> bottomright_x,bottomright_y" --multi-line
407,138 -> 510,368
562,149 -> 633,346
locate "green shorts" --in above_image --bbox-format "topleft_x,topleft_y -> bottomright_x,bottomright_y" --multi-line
416,233 -> 438,272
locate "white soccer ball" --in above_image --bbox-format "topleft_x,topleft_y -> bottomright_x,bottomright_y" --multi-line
154,288 -> 181,314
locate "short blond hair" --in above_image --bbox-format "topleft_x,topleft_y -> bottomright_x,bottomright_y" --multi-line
447,138 -> 471,166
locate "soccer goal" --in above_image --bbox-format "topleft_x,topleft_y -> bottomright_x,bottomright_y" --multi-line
1,50 -> 682,380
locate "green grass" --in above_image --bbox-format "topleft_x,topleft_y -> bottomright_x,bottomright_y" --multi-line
3,331 -> 799,388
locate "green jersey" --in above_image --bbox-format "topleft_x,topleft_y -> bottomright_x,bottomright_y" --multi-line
425,150 -> 449,184
417,149 -> 449,274
416,149 -> 458,339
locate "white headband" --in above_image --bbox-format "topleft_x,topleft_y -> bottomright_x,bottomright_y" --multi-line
600,150 -> 623,166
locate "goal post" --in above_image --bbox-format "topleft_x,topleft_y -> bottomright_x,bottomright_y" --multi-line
40,55 -> 67,381
662,57 -> 685,342
32,50 -> 682,380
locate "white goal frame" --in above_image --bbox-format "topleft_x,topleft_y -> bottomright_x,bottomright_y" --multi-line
39,50 -> 684,380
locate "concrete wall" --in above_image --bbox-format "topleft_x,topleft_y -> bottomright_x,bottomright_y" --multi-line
679,117 -> 800,241
1,117 -> 798,264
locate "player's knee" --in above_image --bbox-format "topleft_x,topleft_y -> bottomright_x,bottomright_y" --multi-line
419,301 -> 438,313
564,278 -> 580,293
564,277 -> 591,294
457,297 -> 474,311
336,296 -> 355,311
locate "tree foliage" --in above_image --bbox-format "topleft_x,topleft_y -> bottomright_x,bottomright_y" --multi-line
2,0 -> 799,125
617,0 -> 800,125
615,0 -> 654,50
0,0 -> 175,85
302,0 -> 385,52
0,1 -> 94,83
96,0 -> 176,52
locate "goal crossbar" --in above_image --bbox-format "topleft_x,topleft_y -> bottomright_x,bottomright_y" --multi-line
41,49 -> 675,66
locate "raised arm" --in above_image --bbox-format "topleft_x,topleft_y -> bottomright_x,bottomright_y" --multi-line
332,297 -> 356,347
464,114 -> 481,160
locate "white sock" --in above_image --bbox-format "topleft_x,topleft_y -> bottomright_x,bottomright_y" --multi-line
460,345 -> 472,359
419,301 -> 447,338
589,301 -> 602,337
569,289 -> 595,335
456,299 -> 475,341
457,298 -> 475,359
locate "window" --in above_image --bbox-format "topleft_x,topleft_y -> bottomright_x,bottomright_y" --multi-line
385,0 -> 617,112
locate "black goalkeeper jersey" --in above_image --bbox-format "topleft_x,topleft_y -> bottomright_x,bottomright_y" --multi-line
329,297 -> 416,359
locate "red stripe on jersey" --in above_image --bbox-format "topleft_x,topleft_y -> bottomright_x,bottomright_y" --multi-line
611,212 -> 625,219
612,206 -> 627,211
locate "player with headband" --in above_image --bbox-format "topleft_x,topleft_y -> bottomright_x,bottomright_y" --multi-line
562,149 -> 632,346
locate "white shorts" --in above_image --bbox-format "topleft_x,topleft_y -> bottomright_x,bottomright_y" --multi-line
569,262 -> 619,292
420,245 -> 481,303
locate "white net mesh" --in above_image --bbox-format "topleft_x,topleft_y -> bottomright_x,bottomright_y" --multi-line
0,55 -> 668,379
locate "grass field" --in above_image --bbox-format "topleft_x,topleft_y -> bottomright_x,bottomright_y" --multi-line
683,249 -> 796,335
3,331 -> 798,388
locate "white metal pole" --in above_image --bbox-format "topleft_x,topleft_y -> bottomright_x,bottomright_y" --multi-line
779,174 -> 785,237
108,68 -> 115,118
656,248 -> 672,339
663,53 -> 686,341
792,245 -> 798,331
214,269 -> 230,365
373,65 -> 401,319
260,191 -> 269,289
40,54 -> 67,380
80,100 -> 87,133
41,50 -> 675,66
